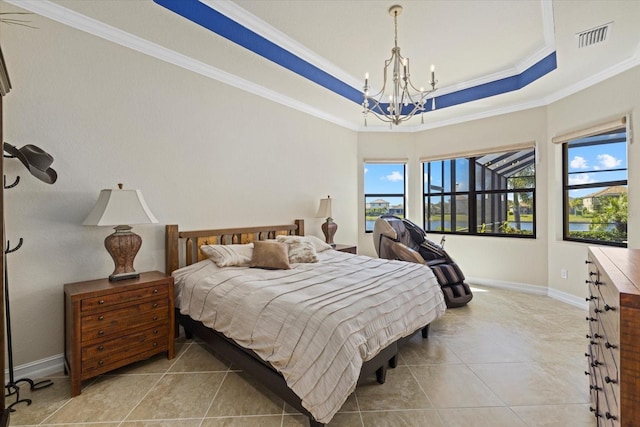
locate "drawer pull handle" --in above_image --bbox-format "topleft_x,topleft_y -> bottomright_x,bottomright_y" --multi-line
589,407 -> 601,418
589,384 -> 602,391
98,360 -> 104,366
98,300 -> 105,305
153,303 -> 158,308
595,280 -> 602,286
585,280 -> 592,285
153,316 -> 158,321
604,376 -> 617,384
594,333 -> 603,339
589,271 -> 596,277
98,330 -> 104,336
153,289 -> 159,294
154,329 -> 159,335
98,345 -> 104,351
585,317 -> 597,322
585,295 -> 597,301
594,308 -> 603,313
98,316 -> 104,321
584,371 -> 590,376
605,341 -> 617,349
605,412 -> 617,420
585,260 -> 592,264
591,360 -> 602,367
604,304 -> 616,311
153,342 -> 158,347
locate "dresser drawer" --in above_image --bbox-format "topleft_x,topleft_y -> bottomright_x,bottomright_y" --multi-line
80,298 -> 169,341
81,283 -> 169,312
81,325 -> 169,372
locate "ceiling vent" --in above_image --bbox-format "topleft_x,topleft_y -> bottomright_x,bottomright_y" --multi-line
577,22 -> 612,48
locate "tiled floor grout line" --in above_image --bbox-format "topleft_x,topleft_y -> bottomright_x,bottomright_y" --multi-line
115,340 -> 195,426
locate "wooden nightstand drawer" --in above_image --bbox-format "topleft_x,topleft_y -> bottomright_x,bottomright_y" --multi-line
64,271 -> 175,397
81,284 -> 169,312
81,298 -> 169,341
81,324 -> 169,365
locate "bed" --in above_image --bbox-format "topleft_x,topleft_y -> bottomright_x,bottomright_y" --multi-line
165,219 -> 446,426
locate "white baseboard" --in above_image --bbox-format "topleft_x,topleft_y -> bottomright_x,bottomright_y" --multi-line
466,276 -> 548,295
7,280 -> 588,382
5,354 -> 65,382
467,276 -> 588,310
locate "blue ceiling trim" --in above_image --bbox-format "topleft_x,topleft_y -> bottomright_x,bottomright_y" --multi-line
153,0 -> 557,115
153,0 -> 362,103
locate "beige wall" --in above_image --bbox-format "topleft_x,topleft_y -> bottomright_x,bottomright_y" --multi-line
1,1 -> 639,373
546,66 -> 640,298
358,108 -> 549,288
2,12 -> 357,366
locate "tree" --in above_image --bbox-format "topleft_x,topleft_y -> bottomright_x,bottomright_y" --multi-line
590,193 -> 627,235
507,165 -> 535,231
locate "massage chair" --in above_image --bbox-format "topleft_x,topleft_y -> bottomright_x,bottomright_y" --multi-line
373,215 -> 473,308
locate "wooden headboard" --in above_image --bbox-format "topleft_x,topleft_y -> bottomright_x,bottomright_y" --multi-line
165,219 -> 304,275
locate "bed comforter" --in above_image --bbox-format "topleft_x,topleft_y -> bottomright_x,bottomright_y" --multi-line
172,250 -> 446,424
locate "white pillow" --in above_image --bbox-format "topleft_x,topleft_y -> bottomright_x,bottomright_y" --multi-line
200,243 -> 254,267
276,235 -> 319,263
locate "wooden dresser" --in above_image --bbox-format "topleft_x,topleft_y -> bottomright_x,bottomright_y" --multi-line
64,271 -> 175,396
586,247 -> 640,426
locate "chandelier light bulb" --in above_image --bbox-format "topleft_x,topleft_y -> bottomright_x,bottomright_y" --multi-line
361,4 -> 439,126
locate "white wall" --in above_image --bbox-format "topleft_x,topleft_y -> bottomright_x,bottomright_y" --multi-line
2,11 -> 357,366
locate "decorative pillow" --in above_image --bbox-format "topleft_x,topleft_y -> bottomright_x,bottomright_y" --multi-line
200,244 -> 253,267
250,240 -> 291,270
277,235 -> 332,253
276,235 -> 318,263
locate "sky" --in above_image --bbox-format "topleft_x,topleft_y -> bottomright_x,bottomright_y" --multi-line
567,132 -> 627,198
364,164 -> 405,194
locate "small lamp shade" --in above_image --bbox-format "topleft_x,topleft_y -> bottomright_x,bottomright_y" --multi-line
316,195 -> 337,247
316,196 -> 333,220
83,185 -> 158,281
83,188 -> 158,226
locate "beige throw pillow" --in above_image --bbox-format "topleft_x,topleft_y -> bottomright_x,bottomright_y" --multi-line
250,240 -> 291,270
200,244 -> 253,267
276,235 -> 318,263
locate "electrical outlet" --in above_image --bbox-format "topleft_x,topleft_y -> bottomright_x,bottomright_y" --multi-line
561,269 -> 568,279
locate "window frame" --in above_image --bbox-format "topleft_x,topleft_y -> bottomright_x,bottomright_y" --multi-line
422,148 -> 536,238
364,162 -> 407,233
562,127 -> 627,247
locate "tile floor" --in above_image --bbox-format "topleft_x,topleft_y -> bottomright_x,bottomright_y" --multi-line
8,286 -> 596,426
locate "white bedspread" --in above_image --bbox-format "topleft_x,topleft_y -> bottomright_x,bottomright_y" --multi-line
173,250 -> 446,424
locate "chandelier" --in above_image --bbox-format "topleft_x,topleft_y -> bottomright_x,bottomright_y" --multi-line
362,5 -> 438,127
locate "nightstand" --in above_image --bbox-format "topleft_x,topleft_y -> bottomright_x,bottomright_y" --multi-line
64,271 -> 175,397
334,244 -> 357,254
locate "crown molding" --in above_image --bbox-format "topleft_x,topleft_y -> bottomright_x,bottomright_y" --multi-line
5,0 -> 639,133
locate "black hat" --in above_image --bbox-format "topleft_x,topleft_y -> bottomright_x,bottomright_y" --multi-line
4,142 -> 57,184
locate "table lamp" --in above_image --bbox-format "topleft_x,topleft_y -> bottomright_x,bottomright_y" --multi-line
316,195 -> 337,247
83,184 -> 158,281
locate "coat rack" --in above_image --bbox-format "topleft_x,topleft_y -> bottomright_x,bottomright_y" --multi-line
3,143 -> 57,411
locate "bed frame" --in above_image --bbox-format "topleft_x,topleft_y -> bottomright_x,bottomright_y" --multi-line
165,219 -> 430,427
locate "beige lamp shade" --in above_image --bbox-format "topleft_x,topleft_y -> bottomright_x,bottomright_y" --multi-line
83,185 -> 158,281
83,187 -> 158,226
316,196 -> 333,219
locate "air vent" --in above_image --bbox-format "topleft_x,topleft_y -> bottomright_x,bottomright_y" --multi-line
577,22 -> 612,48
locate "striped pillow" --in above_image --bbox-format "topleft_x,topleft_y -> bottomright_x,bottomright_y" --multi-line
200,244 -> 254,267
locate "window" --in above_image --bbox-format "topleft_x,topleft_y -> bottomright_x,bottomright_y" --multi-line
364,163 -> 406,232
423,147 -> 536,237
563,128 -> 627,247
